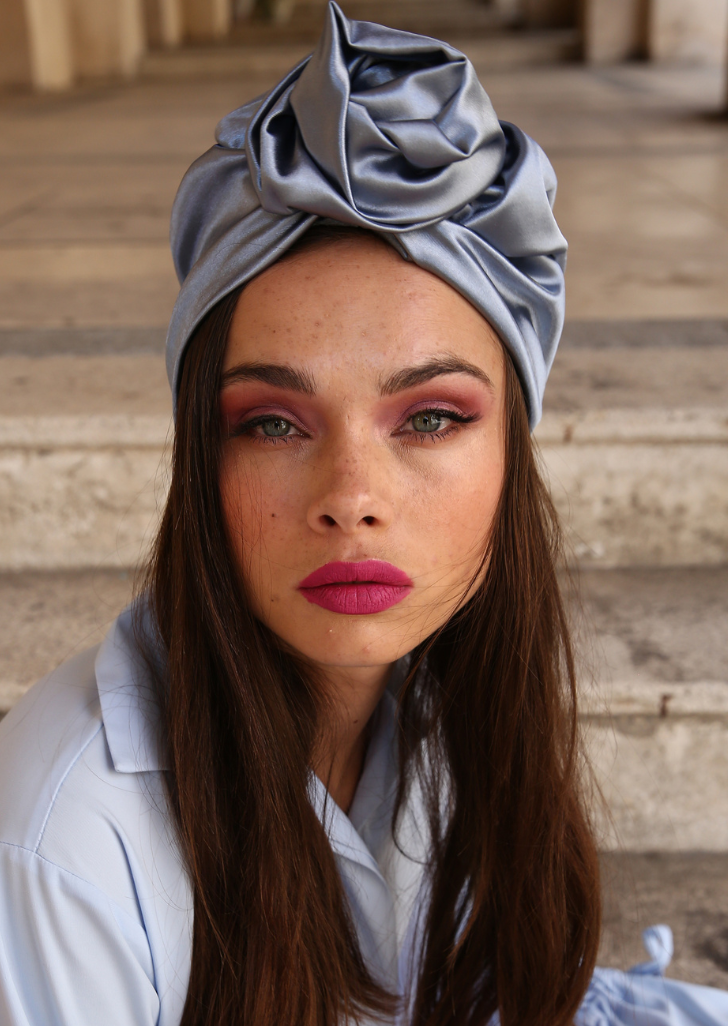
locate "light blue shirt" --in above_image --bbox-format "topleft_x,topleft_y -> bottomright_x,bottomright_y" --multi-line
0,605 -> 727,1025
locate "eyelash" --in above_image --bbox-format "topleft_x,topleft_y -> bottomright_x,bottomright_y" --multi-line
231,408 -> 477,446
399,408 -> 477,444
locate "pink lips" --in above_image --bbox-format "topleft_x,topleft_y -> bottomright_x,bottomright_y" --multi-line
298,560 -> 413,615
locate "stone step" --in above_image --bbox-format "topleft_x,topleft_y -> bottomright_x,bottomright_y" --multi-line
228,0 -> 513,44
0,569 -> 134,712
574,565 -> 728,852
599,852 -> 728,988
139,29 -> 580,82
0,321 -> 726,570
1,568 -> 727,970
1,407 -> 725,568
0,566 -> 726,853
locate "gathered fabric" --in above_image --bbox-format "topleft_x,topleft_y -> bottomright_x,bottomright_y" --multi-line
167,1 -> 567,427
576,926 -> 728,1026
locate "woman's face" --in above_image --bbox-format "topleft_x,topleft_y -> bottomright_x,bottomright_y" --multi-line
219,235 -> 506,675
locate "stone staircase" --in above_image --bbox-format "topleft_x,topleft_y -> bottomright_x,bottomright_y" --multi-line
141,0 -> 580,80
140,30 -> 579,80
2,44 -> 728,979
1,320 -> 726,856
2,321 -> 725,573
1,15 -> 727,871
231,0 -> 513,42
0,564 -> 727,976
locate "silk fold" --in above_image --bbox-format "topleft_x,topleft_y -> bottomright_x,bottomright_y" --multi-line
167,0 -> 567,426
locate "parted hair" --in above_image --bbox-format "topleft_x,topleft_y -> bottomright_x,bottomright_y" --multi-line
140,227 -> 601,1026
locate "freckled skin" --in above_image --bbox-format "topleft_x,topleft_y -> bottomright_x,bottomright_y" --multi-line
219,236 -> 506,678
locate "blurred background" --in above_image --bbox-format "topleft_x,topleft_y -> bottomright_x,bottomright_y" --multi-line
1,0 -> 728,985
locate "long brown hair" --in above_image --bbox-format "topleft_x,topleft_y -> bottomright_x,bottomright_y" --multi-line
142,228 -> 601,1026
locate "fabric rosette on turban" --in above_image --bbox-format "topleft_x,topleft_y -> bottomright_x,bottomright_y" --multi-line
167,0 -> 567,427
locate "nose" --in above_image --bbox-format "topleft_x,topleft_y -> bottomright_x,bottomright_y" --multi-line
306,436 -> 394,536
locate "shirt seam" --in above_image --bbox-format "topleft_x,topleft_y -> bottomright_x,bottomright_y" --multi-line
0,837 -> 139,927
33,722 -> 104,854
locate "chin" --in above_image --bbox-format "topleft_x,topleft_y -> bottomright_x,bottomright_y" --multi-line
272,623 -> 416,672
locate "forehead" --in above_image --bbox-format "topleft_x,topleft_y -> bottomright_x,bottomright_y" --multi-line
225,236 -> 503,376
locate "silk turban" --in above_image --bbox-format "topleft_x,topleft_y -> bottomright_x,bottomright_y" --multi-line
167,0 -> 567,427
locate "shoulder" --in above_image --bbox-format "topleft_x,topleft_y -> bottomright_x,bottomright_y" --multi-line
0,647 -> 150,950
0,645 -> 104,856
0,627 -> 183,914
0,612 -> 192,1022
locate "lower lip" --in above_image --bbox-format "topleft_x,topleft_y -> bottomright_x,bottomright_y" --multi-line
299,583 -> 412,615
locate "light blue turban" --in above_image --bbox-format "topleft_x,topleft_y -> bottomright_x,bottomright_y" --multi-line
168,1 -> 566,427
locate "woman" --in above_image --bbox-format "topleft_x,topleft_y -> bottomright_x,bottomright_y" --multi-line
0,5 -> 726,1025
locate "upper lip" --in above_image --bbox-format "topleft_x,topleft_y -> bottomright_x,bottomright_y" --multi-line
298,560 -> 413,589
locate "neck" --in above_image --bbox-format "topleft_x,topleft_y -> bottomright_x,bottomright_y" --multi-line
311,662 -> 393,814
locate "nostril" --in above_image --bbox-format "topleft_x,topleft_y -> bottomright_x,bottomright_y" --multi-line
363,516 -> 375,525
321,514 -> 336,527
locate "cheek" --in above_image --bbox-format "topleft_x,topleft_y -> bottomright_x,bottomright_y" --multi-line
218,450 -> 299,570
406,442 -> 504,574
219,450 -> 258,546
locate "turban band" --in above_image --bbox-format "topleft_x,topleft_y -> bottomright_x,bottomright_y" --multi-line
167,1 -> 567,427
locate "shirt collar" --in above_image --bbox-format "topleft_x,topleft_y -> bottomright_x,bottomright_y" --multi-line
95,602 -> 166,774
96,605 -> 430,977
308,687 -> 401,881
96,605 -> 411,868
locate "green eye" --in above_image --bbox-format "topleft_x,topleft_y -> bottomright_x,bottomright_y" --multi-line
262,418 -> 292,437
411,411 -> 443,433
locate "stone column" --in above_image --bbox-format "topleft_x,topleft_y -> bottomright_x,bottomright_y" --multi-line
0,0 -> 74,90
143,0 -> 183,47
648,0 -> 728,64
233,0 -> 256,16
270,0 -> 296,24
582,0 -> 647,64
254,0 -> 296,24
523,0 -> 578,28
67,0 -> 146,77
492,0 -> 526,20
182,0 -> 231,40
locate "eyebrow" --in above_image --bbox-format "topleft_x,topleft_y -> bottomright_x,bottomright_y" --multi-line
220,354 -> 494,397
221,362 -> 316,395
380,355 -> 495,396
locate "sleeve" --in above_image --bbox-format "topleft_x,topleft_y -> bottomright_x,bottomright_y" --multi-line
577,926 -> 728,1026
0,841 -> 160,1026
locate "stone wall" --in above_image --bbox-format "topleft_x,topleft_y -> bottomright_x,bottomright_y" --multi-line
583,0 -> 728,65
5,0 -> 728,92
0,0 -> 231,90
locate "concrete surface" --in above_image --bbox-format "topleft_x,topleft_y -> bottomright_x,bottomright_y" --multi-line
648,0 -> 728,66
0,354 -> 170,415
586,711 -> 728,851
1,56 -> 726,569
1,61 -> 728,329
573,565 -> 728,688
0,410 -> 724,570
582,0 -> 645,65
0,569 -> 134,708
1,1 -> 727,875
2,564 -> 724,704
2,565 -> 723,705
141,31 -> 581,80
1,362 -> 724,568
0,571 -> 727,981
0,422 -> 170,569
0,323 -> 725,570
1,565 -> 726,852
230,0 -> 511,41
2,322 -> 728,414
541,416 -> 728,567
571,567 -> 728,852
600,853 -> 728,988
